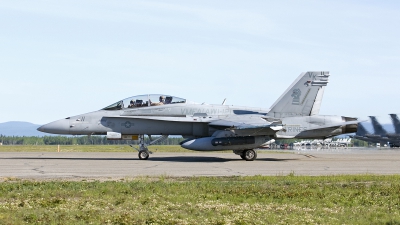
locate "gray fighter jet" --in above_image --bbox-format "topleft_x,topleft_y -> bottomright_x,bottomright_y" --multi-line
354,115 -> 400,147
38,71 -> 358,160
388,114 -> 400,147
370,115 -> 400,147
353,122 -> 374,143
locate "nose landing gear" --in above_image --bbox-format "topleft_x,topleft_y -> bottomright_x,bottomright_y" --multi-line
129,134 -> 152,160
130,134 -> 168,160
138,150 -> 150,160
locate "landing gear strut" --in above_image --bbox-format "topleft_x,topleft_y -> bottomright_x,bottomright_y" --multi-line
130,134 -> 168,160
130,134 -> 151,160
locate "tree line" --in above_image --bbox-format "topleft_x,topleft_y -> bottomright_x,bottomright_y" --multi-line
0,135 -> 370,146
0,135 -> 185,145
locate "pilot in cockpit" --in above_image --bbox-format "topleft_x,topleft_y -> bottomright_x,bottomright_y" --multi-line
128,100 -> 136,108
151,95 -> 165,106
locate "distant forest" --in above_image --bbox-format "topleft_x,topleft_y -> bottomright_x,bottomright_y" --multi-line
0,135 -> 185,145
0,135 -> 369,147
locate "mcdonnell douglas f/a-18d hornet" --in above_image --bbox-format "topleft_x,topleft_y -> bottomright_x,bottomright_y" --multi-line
38,71 -> 358,161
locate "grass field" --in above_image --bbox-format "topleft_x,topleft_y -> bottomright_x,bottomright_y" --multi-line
1,175 -> 400,224
0,145 -> 194,153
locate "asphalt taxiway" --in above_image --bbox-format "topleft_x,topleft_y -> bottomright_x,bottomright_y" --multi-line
1,149 -> 400,180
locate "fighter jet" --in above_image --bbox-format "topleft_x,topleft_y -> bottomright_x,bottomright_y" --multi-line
353,122 -> 375,143
371,115 -> 400,147
354,115 -> 400,147
38,71 -> 358,160
388,114 -> 400,147
388,114 -> 400,138
362,116 -> 390,146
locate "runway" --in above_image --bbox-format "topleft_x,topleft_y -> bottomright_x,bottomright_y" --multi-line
1,149 -> 400,180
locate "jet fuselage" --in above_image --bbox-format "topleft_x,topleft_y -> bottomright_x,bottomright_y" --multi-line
39,103 -> 354,140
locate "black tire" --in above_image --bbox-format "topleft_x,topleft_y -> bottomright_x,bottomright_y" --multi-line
243,149 -> 257,161
240,153 -> 246,160
138,150 -> 149,160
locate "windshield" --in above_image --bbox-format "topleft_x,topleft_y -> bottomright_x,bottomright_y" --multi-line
102,94 -> 186,110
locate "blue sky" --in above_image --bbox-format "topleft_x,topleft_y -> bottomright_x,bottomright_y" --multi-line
1,0 -> 399,125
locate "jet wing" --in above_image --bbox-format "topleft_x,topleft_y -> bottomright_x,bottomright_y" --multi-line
105,115 -> 283,136
104,116 -> 203,122
104,115 -> 282,128
208,115 -> 283,136
209,116 -> 282,130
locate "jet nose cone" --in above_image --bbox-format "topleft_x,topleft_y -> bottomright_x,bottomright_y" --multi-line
37,119 -> 70,134
37,125 -> 45,132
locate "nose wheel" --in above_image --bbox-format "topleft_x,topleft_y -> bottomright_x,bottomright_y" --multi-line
138,150 -> 150,160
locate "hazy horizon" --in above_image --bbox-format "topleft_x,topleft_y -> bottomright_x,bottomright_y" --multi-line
1,1 -> 399,124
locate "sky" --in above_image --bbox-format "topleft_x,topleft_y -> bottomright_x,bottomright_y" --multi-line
1,0 -> 400,125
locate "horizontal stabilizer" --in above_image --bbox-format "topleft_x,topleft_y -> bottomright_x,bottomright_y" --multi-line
302,120 -> 359,132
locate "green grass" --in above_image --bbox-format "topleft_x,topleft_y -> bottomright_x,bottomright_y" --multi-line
1,175 -> 400,224
0,145 -> 193,153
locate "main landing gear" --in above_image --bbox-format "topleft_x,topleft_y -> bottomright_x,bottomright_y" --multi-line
234,149 -> 258,161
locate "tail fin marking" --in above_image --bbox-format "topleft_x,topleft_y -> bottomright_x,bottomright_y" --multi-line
267,71 -> 329,118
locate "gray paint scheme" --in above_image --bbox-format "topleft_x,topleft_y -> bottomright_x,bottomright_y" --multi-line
354,115 -> 400,146
267,71 -> 329,118
38,71 -> 359,159
390,114 -> 400,135
370,116 -> 387,136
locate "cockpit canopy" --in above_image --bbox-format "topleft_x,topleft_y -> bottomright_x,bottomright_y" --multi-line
102,94 -> 186,110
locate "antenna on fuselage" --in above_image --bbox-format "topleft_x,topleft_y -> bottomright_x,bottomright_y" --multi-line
222,98 -> 227,105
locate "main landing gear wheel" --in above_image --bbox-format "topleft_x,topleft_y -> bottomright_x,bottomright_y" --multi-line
243,149 -> 257,161
138,150 -> 149,160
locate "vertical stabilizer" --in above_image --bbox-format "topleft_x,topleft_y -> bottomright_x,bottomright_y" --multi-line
268,71 -> 329,118
389,114 -> 400,134
310,86 -> 325,116
356,123 -> 370,136
369,116 -> 387,135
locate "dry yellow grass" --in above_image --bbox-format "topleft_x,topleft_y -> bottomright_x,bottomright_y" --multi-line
0,145 -> 191,152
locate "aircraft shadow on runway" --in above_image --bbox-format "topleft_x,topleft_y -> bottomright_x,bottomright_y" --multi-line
1,156 -> 298,163
148,156 -> 298,163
